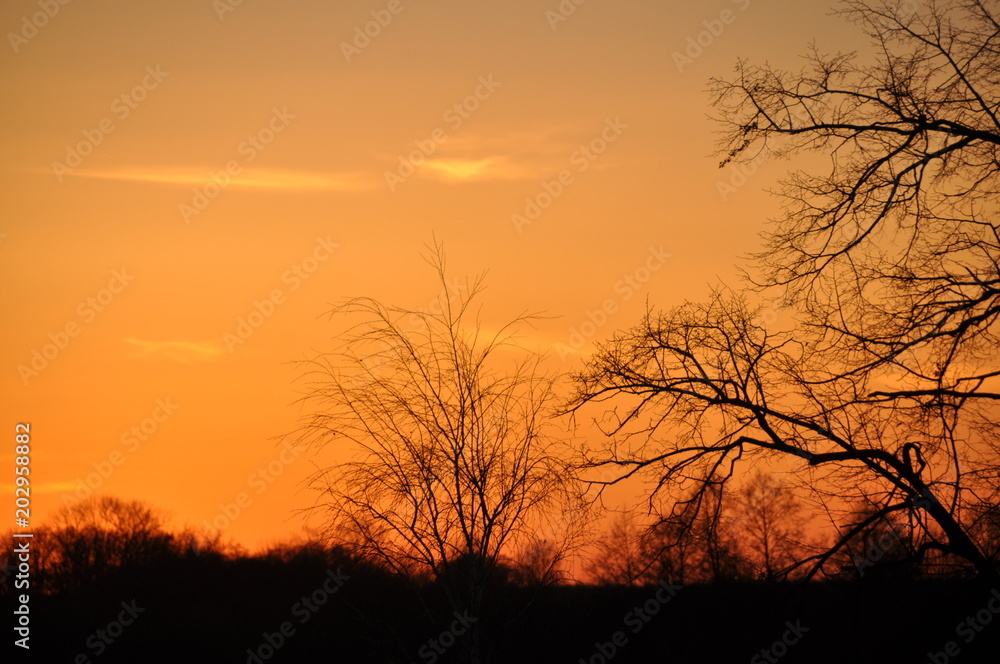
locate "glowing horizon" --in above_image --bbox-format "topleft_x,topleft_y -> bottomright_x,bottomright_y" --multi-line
1,0 -> 867,551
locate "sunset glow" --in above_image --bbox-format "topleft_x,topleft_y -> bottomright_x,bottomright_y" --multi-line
3,0 -> 864,550
6,1 -> 1000,662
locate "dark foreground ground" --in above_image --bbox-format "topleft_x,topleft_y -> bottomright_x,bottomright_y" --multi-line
4,551 -> 999,663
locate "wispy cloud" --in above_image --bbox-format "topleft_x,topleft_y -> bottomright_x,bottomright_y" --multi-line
396,123 -> 628,184
60,167 -> 375,191
125,338 -> 226,363
421,157 -> 533,182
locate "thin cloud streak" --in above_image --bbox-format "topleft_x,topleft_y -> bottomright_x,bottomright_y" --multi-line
58,167 -> 376,191
124,338 -> 226,363
403,124 -> 630,183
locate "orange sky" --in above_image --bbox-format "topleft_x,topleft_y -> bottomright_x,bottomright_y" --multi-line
1,0 -> 869,550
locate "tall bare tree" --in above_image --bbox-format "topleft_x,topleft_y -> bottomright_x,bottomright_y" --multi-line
570,0 -> 1000,583
294,243 -> 585,663
731,470 -> 810,581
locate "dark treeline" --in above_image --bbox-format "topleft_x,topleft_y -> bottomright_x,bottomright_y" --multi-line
2,496 -> 999,663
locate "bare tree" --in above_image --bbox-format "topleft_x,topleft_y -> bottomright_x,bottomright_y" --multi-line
967,497 -> 1000,564
834,500 -> 920,578
293,243 -> 585,663
586,512 -> 651,586
639,477 -> 749,584
731,470 -> 810,581
44,496 -> 171,593
570,290 -> 997,581
570,0 -> 1000,583
508,535 -> 569,587
711,0 -> 1000,429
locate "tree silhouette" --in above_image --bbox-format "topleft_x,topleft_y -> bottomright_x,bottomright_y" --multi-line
294,242 -> 586,663
835,499 -> 920,579
586,512 -> 650,586
569,0 -> 1000,583
509,535 -> 571,587
640,479 -> 749,584
43,496 -> 172,593
730,470 -> 810,581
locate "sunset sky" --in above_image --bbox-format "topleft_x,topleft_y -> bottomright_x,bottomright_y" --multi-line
1,0 -> 870,550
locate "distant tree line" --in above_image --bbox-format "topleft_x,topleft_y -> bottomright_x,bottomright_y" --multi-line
3,494 -> 999,663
